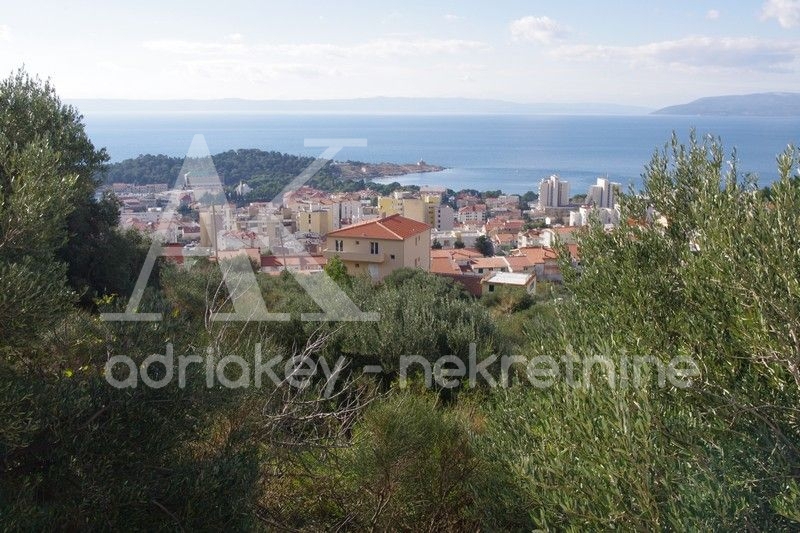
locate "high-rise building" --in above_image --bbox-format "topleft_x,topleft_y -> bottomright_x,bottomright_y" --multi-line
538,175 -> 571,209
587,178 -> 619,209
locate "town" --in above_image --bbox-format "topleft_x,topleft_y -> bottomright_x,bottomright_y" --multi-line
108,173 -> 621,297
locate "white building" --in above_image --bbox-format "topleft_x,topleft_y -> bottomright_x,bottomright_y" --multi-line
569,205 -> 621,227
587,177 -> 619,209
457,204 -> 487,224
538,175 -> 571,209
431,204 -> 455,231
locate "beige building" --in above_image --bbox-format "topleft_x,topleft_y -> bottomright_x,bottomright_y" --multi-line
295,198 -> 344,236
296,208 -> 336,236
377,191 -> 445,227
323,214 -> 431,282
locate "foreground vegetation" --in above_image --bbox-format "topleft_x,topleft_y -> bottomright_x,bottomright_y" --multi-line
1,70 -> 799,530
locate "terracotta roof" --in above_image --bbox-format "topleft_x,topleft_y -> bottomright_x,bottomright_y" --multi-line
564,243 -> 580,259
261,255 -> 282,268
327,214 -> 430,241
430,248 -> 483,260
458,204 -> 486,213
513,245 -> 580,263
550,226 -> 577,235
430,256 -> 462,274
451,248 -> 483,259
505,255 -> 537,271
431,249 -> 454,259
502,219 -> 525,230
470,257 -> 510,269
493,233 -> 516,244
514,247 -> 557,264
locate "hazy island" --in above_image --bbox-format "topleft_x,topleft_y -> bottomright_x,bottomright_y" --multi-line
653,92 -> 800,116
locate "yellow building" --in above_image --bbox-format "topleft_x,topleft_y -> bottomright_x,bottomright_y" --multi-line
323,214 -> 431,282
377,192 -> 442,226
377,195 -> 404,217
295,201 -> 341,236
296,209 -> 332,236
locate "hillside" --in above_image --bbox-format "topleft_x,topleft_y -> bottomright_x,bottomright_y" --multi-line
98,149 -> 442,200
653,92 -> 800,116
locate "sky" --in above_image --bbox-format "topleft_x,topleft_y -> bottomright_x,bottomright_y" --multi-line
1,0 -> 799,107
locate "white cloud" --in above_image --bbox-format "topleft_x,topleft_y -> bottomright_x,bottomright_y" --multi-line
553,36 -> 800,72
355,38 -> 488,57
0,25 -> 10,42
706,9 -> 720,20
761,0 -> 800,28
509,16 -> 565,45
444,14 -> 461,22
143,37 -> 489,60
143,35 -> 246,55
138,35 -> 490,91
183,59 -> 339,82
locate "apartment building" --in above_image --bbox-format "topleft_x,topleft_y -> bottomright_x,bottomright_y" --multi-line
323,214 -> 431,281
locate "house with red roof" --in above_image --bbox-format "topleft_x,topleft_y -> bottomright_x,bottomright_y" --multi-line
323,214 -> 431,282
511,244 -> 580,282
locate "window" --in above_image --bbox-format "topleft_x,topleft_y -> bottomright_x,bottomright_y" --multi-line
370,242 -> 379,254
335,239 -> 343,251
390,254 -> 395,260
488,284 -> 495,292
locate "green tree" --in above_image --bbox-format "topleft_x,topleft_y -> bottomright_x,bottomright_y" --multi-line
323,254 -> 352,289
520,190 -> 538,206
338,393 -> 487,530
474,235 -> 493,256
431,238 -> 443,249
0,69 -> 146,307
474,133 -> 800,529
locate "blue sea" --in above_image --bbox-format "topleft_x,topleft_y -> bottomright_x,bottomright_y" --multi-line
82,113 -> 800,195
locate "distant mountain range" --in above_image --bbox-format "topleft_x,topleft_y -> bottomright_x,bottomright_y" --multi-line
653,92 -> 800,116
66,97 -> 650,116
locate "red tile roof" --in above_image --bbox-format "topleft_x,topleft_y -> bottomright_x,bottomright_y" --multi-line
430,256 -> 462,274
451,248 -> 483,259
505,255 -> 537,271
327,214 -> 430,241
470,256 -> 510,269
458,204 -> 486,213
514,247 -> 558,264
430,248 -> 483,260
513,244 -> 580,263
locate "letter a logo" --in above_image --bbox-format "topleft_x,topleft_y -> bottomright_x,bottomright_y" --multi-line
102,135 -> 378,322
